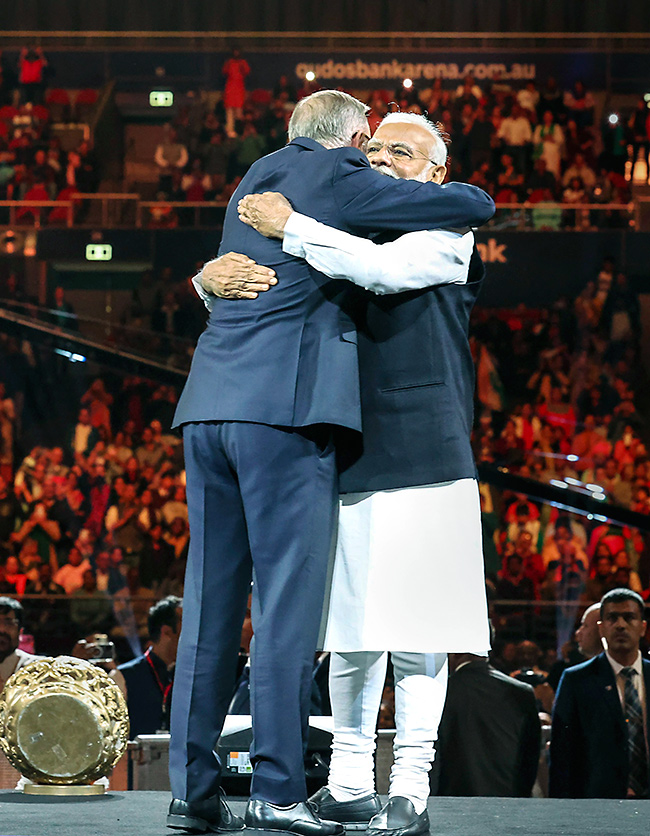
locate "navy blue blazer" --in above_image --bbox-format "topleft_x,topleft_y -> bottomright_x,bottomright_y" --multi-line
174,137 -> 494,431
549,652 -> 650,798
339,246 -> 485,492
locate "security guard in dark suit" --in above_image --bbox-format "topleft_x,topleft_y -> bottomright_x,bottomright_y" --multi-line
431,653 -> 540,797
550,588 -> 650,798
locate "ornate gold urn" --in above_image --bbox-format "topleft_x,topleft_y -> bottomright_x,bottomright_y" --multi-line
0,656 -> 129,795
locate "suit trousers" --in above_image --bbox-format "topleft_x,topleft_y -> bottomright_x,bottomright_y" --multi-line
328,651 -> 448,813
169,421 -> 338,805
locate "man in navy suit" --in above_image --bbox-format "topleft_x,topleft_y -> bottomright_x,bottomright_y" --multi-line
168,91 -> 494,835
550,588 -> 650,798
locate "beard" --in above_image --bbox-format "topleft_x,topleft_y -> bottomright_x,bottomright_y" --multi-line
372,163 -> 432,183
373,164 -> 399,179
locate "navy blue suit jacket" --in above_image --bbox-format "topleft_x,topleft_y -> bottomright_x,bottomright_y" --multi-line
174,137 -> 494,431
549,652 -> 650,798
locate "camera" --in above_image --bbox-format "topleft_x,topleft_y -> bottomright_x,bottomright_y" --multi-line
513,668 -> 547,687
87,634 -> 115,664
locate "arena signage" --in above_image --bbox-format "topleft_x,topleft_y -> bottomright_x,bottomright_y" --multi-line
10,48 -> 647,93
294,59 -> 536,83
476,239 -> 508,264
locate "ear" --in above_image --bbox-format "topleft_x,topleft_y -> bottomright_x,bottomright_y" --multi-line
351,131 -> 368,151
428,164 -> 447,184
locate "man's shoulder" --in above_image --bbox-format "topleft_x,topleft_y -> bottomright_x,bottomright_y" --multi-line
561,653 -> 606,682
486,664 -> 536,697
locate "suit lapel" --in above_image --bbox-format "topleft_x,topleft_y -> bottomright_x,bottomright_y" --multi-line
595,653 -> 626,732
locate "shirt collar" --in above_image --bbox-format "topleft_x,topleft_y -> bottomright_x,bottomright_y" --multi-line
288,136 -> 327,152
606,649 -> 643,678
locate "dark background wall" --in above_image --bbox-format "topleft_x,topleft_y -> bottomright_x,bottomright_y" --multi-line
3,0 -> 650,33
33,230 -> 650,310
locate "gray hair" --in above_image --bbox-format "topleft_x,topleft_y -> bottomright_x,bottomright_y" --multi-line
288,90 -> 370,149
378,112 -> 448,166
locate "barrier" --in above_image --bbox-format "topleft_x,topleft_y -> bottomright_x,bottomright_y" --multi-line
0,196 -> 640,231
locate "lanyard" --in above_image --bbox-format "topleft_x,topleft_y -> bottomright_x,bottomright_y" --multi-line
145,648 -> 173,706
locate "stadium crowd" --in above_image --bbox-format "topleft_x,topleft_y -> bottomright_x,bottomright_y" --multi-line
0,245 -> 647,673
0,47 -> 101,225
146,58 -> 644,227
472,252 -> 650,657
0,47 -> 649,780
1,43 -> 647,229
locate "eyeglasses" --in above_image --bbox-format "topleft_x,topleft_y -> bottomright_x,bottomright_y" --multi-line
0,616 -> 19,627
366,140 -> 435,164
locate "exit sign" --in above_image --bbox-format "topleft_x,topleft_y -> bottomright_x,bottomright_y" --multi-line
150,91 -> 174,107
86,244 -> 113,261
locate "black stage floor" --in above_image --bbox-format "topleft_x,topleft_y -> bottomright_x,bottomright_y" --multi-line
0,792 -> 648,836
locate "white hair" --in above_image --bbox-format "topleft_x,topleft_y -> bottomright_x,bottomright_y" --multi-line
377,112 -> 448,166
288,90 -> 369,149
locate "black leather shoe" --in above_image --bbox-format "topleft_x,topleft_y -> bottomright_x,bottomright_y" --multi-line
167,790 -> 245,833
246,799 -> 345,836
308,787 -> 382,830
366,798 -> 429,836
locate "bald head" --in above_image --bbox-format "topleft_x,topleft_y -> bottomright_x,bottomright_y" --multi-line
575,603 -> 603,659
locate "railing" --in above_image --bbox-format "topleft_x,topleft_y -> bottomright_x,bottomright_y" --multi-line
0,193 -> 141,229
0,200 -> 75,228
136,200 -> 228,229
488,201 -> 635,231
0,196 -> 643,231
0,305 -> 191,383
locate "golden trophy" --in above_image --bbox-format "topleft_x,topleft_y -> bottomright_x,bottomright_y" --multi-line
0,656 -> 129,795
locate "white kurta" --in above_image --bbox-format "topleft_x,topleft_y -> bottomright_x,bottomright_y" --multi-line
283,213 -> 491,655
323,480 -> 491,653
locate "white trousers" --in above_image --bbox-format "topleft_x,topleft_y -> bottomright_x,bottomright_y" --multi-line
327,651 -> 448,813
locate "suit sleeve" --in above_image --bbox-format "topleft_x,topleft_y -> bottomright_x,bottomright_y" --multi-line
516,686 -> 542,797
331,149 -> 495,233
549,671 -> 579,798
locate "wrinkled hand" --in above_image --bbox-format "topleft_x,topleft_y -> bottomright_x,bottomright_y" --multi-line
202,252 -> 277,300
238,192 -> 293,239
